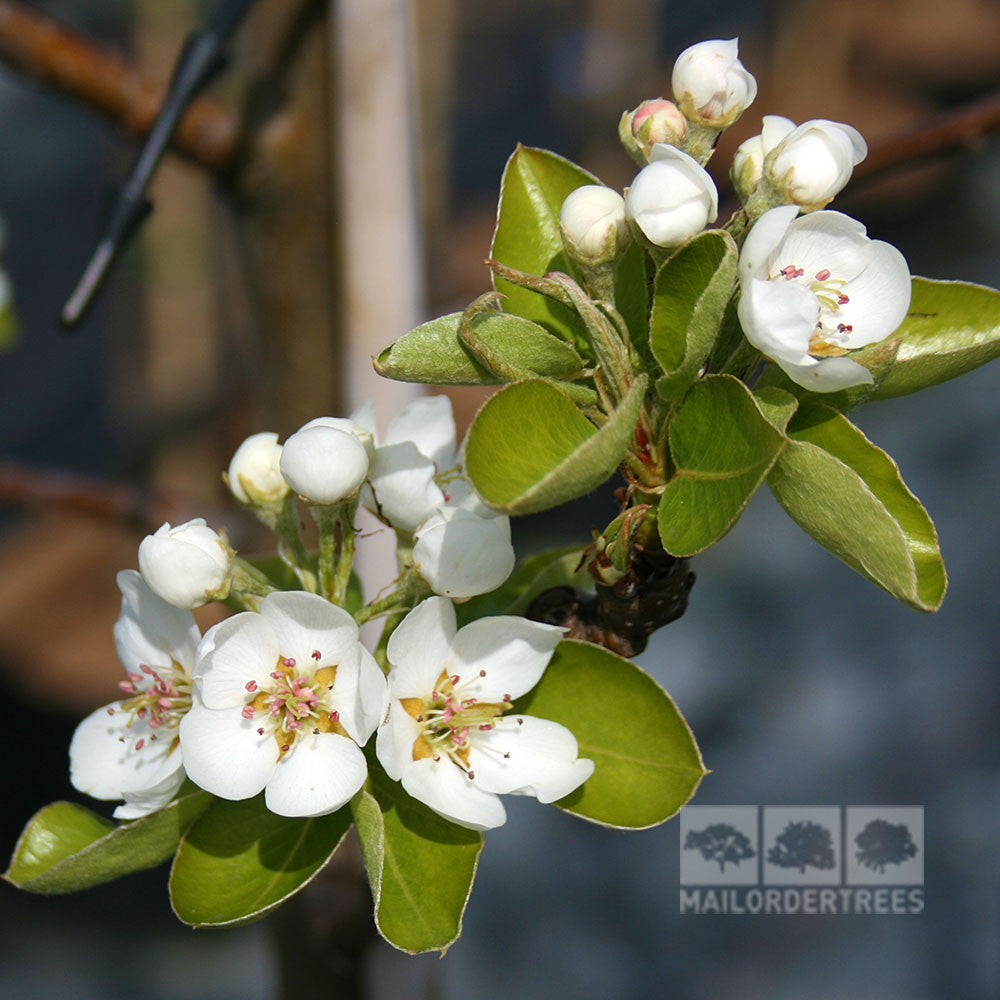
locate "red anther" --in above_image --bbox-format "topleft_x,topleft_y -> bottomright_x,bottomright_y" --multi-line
158,697 -> 173,709
257,727 -> 266,736
245,680 -> 258,692
479,724 -> 492,731
815,269 -> 831,281
517,718 -> 524,725
468,771 -> 476,780
313,728 -> 320,735
288,719 -> 302,730
134,738 -> 145,751
241,706 -> 256,719
128,672 -> 143,684
479,669 -> 486,677
283,658 -> 296,668
329,710 -> 340,722
503,694 -> 511,703
503,752 -> 511,759
140,664 -> 154,674
118,680 -> 136,693
137,707 -> 148,718
311,650 -> 322,660
280,744 -> 291,753
270,671 -> 284,680
838,294 -> 850,305
106,707 -> 116,715
450,674 -> 460,685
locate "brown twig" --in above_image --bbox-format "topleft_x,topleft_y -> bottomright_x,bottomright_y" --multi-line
0,1 -> 239,173
855,89 -> 1000,183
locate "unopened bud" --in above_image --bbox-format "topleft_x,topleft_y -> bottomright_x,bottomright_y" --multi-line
671,38 -> 756,129
631,99 -> 687,159
138,519 -> 233,609
226,432 -> 289,506
279,423 -> 370,506
560,185 -> 629,267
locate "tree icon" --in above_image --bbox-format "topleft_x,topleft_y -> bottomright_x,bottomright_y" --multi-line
854,819 -> 918,873
767,820 -> 836,873
684,823 -> 756,872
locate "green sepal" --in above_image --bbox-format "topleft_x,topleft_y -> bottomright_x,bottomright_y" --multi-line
767,402 -> 947,612
352,761 -> 482,955
465,376 -> 646,515
168,794 -> 352,927
657,375 -> 786,556
649,230 -> 738,401
374,310 -> 587,386
515,640 -> 707,828
5,790 -> 212,894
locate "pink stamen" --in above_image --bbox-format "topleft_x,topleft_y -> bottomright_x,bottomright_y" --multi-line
257,727 -> 266,736
329,710 -> 340,723
134,739 -> 145,751
311,650 -> 321,660
503,694 -> 511,703
478,724 -> 493,731
158,697 -> 173,709
241,706 -> 256,720
245,680 -> 258,692
136,707 -> 148,718
280,744 -> 291,753
140,664 -> 154,675
838,293 -> 850,305
106,707 -> 115,716
118,680 -> 136,694
479,669 -> 486,677
283,658 -> 296,668
815,269 -> 831,281
270,671 -> 284,680
128,672 -> 143,684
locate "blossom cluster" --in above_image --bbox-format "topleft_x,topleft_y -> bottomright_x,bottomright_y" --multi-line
69,395 -> 592,830
559,38 -> 911,392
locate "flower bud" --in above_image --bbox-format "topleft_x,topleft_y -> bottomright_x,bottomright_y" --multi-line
560,185 -> 629,266
413,506 -> 515,599
731,116 -> 794,203
624,144 -> 718,248
138,519 -> 232,609
226,432 -> 289,506
301,415 -> 375,459
764,119 -> 867,210
671,38 -> 756,129
631,99 -> 687,159
279,423 -> 370,506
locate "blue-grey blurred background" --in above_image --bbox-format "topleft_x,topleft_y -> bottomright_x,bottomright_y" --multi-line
0,1 -> 998,998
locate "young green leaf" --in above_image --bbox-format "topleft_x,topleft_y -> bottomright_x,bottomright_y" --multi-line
614,241 -> 651,363
767,402 -> 947,611
868,278 -> 1000,400
515,640 -> 707,828
374,310 -> 586,386
455,545 -> 590,625
658,375 -> 786,556
352,764 -> 482,955
650,230 -> 739,401
491,145 -> 597,344
169,795 -> 351,927
6,791 -> 212,894
465,376 -> 646,514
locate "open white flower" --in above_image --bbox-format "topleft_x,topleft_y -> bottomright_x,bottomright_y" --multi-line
671,38 -> 756,128
69,571 -> 198,819
376,597 -> 593,831
625,145 -> 718,248
179,591 -> 387,817
738,205 -> 911,391
138,518 -> 233,609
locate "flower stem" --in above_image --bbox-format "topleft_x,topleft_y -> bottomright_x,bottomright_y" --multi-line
275,494 -> 318,593
330,500 -> 358,607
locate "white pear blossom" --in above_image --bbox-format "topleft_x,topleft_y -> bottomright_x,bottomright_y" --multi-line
671,38 -> 757,128
226,432 -> 289,505
279,421 -> 370,506
138,518 -> 232,609
69,571 -> 199,819
179,591 -> 387,818
413,505 -> 516,599
559,185 -> 629,264
764,118 -> 867,210
738,205 -> 911,391
376,597 -> 593,831
625,144 -> 718,248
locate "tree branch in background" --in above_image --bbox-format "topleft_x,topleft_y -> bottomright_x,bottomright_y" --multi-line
0,0 -> 239,173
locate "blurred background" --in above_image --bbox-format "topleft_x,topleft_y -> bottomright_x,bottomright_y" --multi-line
0,1 -> 998,997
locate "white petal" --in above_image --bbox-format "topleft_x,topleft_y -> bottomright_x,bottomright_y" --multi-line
401,756 -> 507,831
179,703 -> 277,800
368,441 -> 444,530
195,612 -> 281,710
760,114 -> 795,153
70,704 -> 181,800
779,211 -> 870,283
413,507 -> 515,599
113,769 -> 186,820
738,204 -> 799,279
375,700 -> 423,781
264,733 -> 367,817
450,616 -> 564,702
738,277 -> 819,364
385,395 -> 457,470
114,570 -> 200,673
327,643 -> 388,745
779,355 -> 874,392
468,715 -> 593,801
386,597 -> 457,698
833,239 -> 912,346
348,400 -> 378,442
259,591 -> 360,668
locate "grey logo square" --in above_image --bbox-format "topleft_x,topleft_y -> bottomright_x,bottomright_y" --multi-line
763,806 -> 841,885
680,806 -> 759,885
845,806 -> 923,885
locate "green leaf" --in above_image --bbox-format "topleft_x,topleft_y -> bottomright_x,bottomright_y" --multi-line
868,278 -> 1000,400
491,145 -> 597,345
374,310 -> 586,386
169,795 -> 351,927
466,376 -> 647,515
353,763 -> 482,954
516,640 -> 706,828
614,241 -> 651,364
455,545 -> 590,626
658,375 -> 786,556
767,403 -> 947,611
650,230 -> 739,401
6,791 -> 212,894
753,385 -> 799,433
